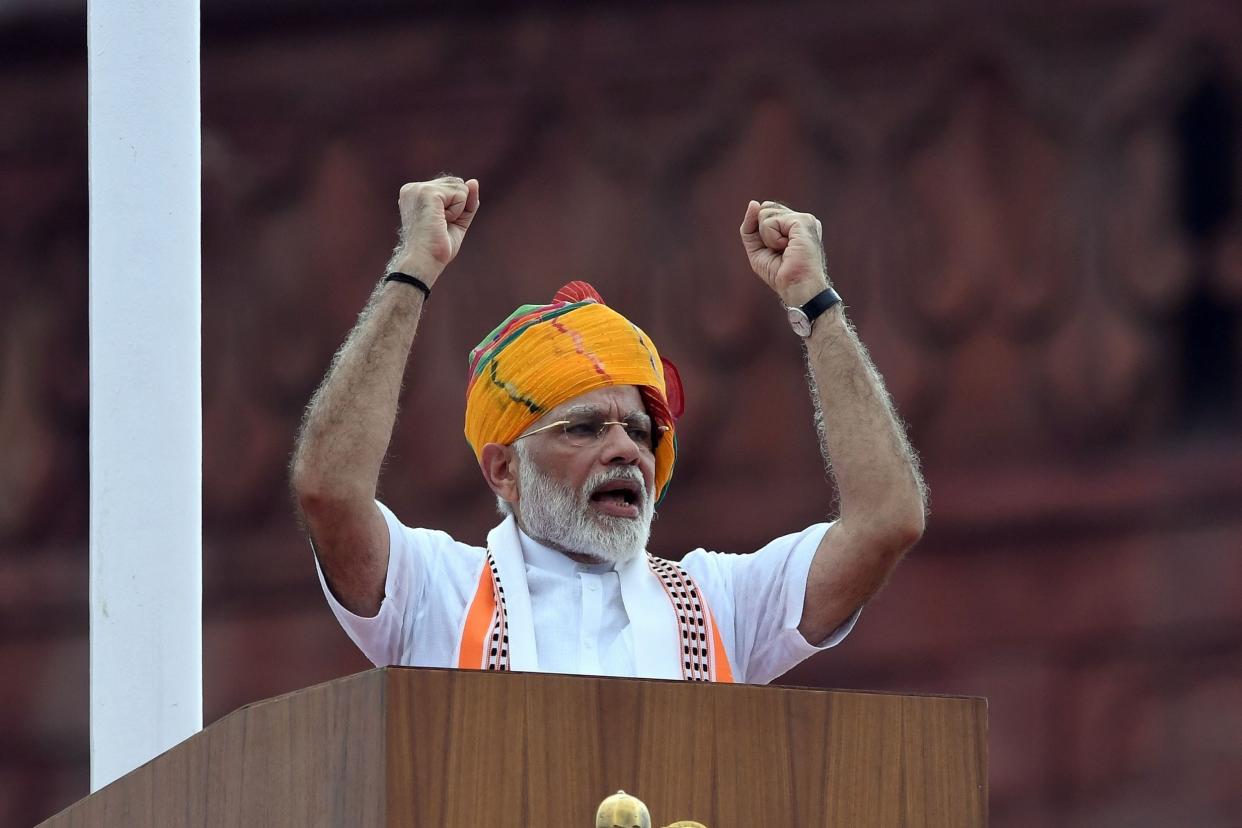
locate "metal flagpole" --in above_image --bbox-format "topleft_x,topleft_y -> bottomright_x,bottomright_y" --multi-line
87,0 -> 203,791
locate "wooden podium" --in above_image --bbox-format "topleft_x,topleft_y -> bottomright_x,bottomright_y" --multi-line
40,667 -> 987,827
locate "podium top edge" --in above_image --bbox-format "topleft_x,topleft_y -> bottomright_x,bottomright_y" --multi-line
368,665 -> 988,705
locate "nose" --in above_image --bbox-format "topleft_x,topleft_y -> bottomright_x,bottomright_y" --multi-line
600,422 -> 642,465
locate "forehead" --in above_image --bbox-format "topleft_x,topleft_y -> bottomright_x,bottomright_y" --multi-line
546,385 -> 645,419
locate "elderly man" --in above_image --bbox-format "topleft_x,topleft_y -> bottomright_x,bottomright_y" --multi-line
291,176 -> 925,683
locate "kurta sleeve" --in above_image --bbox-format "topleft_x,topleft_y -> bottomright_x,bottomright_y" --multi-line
313,501 -> 430,667
681,522 -> 862,684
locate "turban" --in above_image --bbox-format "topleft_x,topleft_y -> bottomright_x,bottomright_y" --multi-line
465,281 -> 684,504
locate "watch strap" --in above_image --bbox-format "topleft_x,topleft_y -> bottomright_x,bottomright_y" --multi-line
800,287 -> 842,323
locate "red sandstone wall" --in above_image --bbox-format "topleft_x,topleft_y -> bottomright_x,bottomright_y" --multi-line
2,3 -> 1241,825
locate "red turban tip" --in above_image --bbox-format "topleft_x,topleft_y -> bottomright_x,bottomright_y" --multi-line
661,356 -> 685,421
554,280 -> 605,305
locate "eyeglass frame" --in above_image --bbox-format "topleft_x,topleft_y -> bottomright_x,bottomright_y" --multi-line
512,414 -> 669,452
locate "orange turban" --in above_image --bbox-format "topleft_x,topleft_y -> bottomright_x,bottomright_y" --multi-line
464,281 -> 683,503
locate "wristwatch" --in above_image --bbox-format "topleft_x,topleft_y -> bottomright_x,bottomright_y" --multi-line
785,287 -> 842,337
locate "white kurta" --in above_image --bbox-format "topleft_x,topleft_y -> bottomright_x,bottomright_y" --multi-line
316,502 -> 861,684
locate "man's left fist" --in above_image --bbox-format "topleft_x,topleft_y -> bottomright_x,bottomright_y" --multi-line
739,200 -> 830,307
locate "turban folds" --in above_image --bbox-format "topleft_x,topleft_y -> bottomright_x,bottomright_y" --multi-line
465,281 -> 683,503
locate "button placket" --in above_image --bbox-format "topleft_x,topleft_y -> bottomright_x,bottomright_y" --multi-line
579,572 -> 604,672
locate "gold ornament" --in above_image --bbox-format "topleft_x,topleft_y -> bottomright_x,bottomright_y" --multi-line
594,789 -> 708,828
596,790 -> 651,828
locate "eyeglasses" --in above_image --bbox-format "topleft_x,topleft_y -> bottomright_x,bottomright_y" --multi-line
513,414 -> 669,452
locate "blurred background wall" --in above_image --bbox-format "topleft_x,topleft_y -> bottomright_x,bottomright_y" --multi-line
2,1 -> 1241,825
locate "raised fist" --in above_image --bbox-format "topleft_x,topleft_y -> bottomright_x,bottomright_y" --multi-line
739,200 -> 830,307
387,175 -> 480,285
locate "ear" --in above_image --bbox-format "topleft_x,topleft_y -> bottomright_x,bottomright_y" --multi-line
480,442 -> 519,506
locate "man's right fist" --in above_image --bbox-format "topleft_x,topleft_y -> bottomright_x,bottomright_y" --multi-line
388,176 -> 480,285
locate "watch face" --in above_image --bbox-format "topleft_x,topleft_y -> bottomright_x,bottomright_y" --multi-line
787,307 -> 813,337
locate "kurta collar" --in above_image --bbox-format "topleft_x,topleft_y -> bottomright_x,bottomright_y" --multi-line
517,526 -> 610,577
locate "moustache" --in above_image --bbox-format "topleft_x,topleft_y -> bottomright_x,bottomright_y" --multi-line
581,466 -> 649,508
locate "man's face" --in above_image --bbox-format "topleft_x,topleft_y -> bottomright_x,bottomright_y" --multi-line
511,385 -> 658,562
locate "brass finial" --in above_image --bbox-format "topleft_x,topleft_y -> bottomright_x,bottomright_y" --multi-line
596,790 -> 651,828
595,790 -> 708,828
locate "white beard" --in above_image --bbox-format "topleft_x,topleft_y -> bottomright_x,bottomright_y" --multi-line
513,442 -> 654,564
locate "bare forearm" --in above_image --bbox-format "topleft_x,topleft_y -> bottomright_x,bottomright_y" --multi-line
792,305 -> 925,640
289,176 -> 478,616
292,282 -> 425,504
740,198 -> 924,641
805,306 -> 926,542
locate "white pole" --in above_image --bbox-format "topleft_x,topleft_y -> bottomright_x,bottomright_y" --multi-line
87,0 -> 202,791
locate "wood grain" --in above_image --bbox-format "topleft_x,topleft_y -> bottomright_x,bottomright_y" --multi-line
39,670 -> 387,827
40,668 -> 987,827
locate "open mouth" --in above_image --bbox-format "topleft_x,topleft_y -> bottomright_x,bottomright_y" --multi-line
588,479 -> 643,518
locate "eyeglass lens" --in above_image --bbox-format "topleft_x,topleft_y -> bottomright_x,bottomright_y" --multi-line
562,415 -> 656,450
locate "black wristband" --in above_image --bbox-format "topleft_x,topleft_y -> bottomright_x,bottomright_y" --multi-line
383,272 -> 432,300
801,286 -> 841,320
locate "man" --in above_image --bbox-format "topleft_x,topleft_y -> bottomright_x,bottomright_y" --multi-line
291,175 -> 925,683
